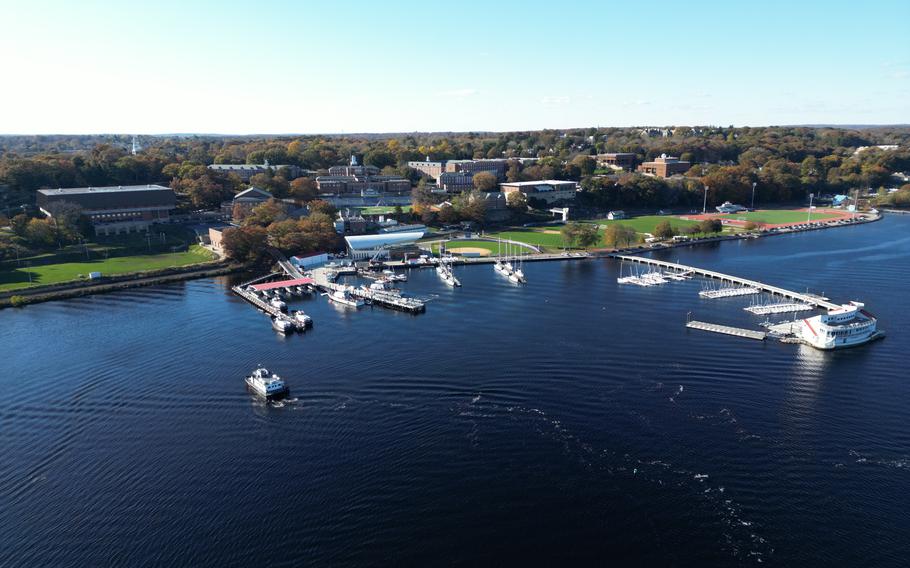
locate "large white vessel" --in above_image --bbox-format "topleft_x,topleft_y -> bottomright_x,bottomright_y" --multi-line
245,366 -> 289,399
327,288 -> 365,308
795,302 -> 882,350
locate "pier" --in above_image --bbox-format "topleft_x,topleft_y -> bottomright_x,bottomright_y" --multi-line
686,320 -> 767,341
610,254 -> 838,310
309,267 -> 426,313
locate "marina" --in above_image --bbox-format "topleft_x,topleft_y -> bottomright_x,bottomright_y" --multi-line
610,254 -> 840,310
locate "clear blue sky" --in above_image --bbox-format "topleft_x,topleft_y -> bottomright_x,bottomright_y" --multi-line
1,0 -> 908,134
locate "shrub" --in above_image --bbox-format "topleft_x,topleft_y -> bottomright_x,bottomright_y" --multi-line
10,295 -> 29,307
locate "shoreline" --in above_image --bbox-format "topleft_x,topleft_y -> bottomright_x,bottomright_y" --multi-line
1,212 -> 881,308
0,261 -> 244,309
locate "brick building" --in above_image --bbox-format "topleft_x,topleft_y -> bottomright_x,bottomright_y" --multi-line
636,154 -> 691,178
37,184 -> 176,236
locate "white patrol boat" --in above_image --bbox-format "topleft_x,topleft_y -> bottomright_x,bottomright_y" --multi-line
245,366 -> 289,399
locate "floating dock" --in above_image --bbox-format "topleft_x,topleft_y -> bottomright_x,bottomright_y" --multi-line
610,254 -> 838,310
686,320 -> 767,341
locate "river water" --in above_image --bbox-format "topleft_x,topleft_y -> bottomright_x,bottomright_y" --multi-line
2,216 -> 909,566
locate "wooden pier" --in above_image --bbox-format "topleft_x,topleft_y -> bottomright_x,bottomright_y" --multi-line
686,320 -> 767,341
610,254 -> 838,310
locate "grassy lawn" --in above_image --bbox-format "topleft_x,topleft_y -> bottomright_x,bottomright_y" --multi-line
707,210 -> 840,224
431,239 -> 537,255
0,245 -> 215,292
488,228 -> 592,251
576,215 -> 700,234
356,205 -> 412,215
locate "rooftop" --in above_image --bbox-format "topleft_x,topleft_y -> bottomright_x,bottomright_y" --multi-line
37,184 -> 171,196
501,180 -> 577,186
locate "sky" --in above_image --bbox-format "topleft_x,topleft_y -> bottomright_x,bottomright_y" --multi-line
0,0 -> 908,134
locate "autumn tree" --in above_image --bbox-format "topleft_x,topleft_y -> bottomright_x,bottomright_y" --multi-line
289,177 -> 318,202
243,199 -> 288,227
221,225 -> 268,264
472,171 -> 499,192
307,199 -> 337,218
602,224 -> 639,248
653,220 -> 676,239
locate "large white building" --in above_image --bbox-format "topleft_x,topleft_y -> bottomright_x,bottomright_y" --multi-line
344,231 -> 425,260
499,180 -> 578,204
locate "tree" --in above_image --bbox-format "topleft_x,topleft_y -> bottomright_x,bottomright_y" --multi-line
437,204 -> 459,224
25,218 -> 56,247
602,224 -> 639,248
307,199 -> 337,218
560,223 -> 580,247
10,214 -> 30,236
697,219 -> 723,234
243,199 -> 288,227
653,220 -> 676,240
575,223 -> 600,248
289,177 -> 318,201
506,190 -> 528,211
221,225 -> 268,264
472,171 -> 498,192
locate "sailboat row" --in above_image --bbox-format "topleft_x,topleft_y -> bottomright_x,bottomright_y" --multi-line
493,239 -> 526,284
436,242 -> 462,287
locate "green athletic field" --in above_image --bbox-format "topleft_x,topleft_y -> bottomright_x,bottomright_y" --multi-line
710,210 -> 839,224
0,245 -> 216,292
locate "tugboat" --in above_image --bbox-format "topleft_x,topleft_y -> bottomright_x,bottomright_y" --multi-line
245,366 -> 289,400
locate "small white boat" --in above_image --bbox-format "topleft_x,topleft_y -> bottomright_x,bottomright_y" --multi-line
291,310 -> 312,329
327,289 -> 365,308
245,366 -> 289,399
269,297 -> 287,312
271,316 -> 294,333
382,269 -> 407,282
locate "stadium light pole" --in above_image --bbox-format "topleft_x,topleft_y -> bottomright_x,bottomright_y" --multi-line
807,192 -> 814,223
702,185 -> 709,215
751,182 -> 757,211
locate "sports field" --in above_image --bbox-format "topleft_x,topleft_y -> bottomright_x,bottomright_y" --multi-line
432,240 -> 537,255
686,209 -> 843,225
0,245 -> 216,292
488,229 -> 581,250
577,215 -> 700,234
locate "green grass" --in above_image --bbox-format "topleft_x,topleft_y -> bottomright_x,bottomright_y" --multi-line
709,210 -> 839,224
487,228 -> 593,251
0,245 -> 215,292
356,205 -> 412,215
431,239 -> 537,255
576,215 -> 700,234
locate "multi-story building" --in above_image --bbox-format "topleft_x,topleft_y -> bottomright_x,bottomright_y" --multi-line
444,159 -> 507,179
595,153 -> 637,171
328,155 -> 381,177
636,154 -> 691,178
499,180 -> 578,204
37,184 -> 176,236
408,157 -> 540,181
407,158 -> 445,179
316,175 -> 410,195
207,162 -> 306,181
437,171 -> 474,193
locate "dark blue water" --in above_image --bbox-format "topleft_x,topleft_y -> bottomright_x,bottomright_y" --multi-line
3,217 -> 909,566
